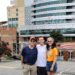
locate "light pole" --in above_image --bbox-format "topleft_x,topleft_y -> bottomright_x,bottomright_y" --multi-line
16,29 -> 20,54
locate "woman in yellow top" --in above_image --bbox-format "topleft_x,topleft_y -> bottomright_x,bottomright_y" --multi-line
46,37 -> 58,75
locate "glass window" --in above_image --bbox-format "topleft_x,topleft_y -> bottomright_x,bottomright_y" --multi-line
33,19 -> 75,25
16,9 -> 18,12
33,1 -> 66,8
20,28 -> 75,36
16,13 -> 18,16
8,18 -> 11,21
34,12 -> 66,18
34,6 -> 67,13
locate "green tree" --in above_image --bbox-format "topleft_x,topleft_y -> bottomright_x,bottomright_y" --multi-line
50,30 -> 64,42
0,41 -> 11,61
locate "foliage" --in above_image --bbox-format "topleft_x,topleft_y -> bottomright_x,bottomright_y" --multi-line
50,30 -> 64,42
0,41 -> 11,58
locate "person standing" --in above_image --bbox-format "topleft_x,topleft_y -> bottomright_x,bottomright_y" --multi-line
21,38 -> 38,75
36,36 -> 47,75
46,37 -> 59,75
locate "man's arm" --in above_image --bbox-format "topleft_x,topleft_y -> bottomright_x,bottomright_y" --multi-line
21,55 -> 24,65
21,47 -> 25,65
21,55 -> 25,69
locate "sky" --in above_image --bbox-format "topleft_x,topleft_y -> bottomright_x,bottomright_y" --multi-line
0,0 -> 11,22
0,0 -> 33,22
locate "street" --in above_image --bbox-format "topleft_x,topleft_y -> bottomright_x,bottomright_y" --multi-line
0,60 -> 75,75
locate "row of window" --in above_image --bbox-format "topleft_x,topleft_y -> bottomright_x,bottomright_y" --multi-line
8,13 -> 18,17
8,24 -> 18,27
8,18 -> 18,21
32,6 -> 66,12
33,1 -> 59,7
32,12 -> 75,18
8,8 -> 18,11
20,29 -> 75,35
33,0 -> 74,8
32,6 -> 75,13
32,19 -> 75,25
33,13 -> 66,18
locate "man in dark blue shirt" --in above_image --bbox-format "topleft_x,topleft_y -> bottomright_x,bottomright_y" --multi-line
21,37 -> 38,75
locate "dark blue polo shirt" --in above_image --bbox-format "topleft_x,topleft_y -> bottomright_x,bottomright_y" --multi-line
21,46 -> 38,65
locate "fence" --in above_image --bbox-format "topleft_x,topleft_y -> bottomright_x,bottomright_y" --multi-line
59,48 -> 75,61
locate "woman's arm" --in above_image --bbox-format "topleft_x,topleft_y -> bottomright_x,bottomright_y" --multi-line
51,48 -> 58,70
51,56 -> 57,70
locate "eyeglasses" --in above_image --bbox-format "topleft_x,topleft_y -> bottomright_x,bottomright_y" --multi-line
47,41 -> 52,42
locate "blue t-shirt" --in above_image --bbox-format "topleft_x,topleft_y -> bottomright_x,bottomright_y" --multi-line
21,46 -> 38,65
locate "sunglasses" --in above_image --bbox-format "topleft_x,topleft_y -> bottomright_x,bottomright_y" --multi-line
47,41 -> 52,42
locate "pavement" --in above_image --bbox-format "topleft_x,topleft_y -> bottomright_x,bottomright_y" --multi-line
0,60 -> 75,75
57,61 -> 75,75
0,60 -> 22,75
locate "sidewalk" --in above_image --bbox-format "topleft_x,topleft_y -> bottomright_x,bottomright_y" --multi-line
57,61 -> 75,75
0,60 -> 75,75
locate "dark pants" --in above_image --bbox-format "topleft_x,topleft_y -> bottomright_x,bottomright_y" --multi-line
37,67 -> 47,75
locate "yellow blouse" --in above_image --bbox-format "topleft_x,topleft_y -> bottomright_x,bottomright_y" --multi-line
47,48 -> 58,62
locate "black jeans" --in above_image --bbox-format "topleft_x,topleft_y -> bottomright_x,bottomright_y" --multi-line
37,67 -> 47,75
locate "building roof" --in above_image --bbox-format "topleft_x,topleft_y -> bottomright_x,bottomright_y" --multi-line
59,42 -> 75,50
0,21 -> 7,25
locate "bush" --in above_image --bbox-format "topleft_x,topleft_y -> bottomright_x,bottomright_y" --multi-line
50,30 -> 64,42
0,41 -> 12,60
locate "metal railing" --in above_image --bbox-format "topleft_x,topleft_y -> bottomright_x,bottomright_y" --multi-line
58,48 -> 75,61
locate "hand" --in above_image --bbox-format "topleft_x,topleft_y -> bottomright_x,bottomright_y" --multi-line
50,67 -> 53,71
22,64 -> 24,69
22,66 -> 24,69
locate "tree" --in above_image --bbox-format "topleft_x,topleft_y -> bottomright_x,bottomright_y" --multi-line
50,30 -> 64,42
0,41 -> 11,61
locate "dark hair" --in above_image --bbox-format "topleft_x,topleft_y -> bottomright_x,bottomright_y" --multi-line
46,41 -> 56,50
30,38 -> 37,42
46,44 -> 50,50
38,36 -> 45,40
51,41 -> 56,49
29,36 -> 35,40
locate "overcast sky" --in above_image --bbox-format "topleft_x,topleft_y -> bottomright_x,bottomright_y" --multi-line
0,0 -> 11,22
0,0 -> 33,22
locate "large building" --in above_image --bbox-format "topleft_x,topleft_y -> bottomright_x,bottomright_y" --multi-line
0,27 -> 17,53
19,0 -> 75,41
6,0 -> 26,54
7,0 -> 25,28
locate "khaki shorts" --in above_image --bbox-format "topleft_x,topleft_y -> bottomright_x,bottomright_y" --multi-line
22,64 -> 37,75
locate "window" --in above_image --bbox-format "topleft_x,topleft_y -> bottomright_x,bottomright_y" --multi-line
16,9 -> 18,12
33,6 -> 66,13
8,18 -> 11,21
33,12 -> 66,18
16,13 -> 18,16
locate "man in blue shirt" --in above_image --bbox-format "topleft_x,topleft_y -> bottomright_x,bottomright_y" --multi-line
21,37 -> 38,75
